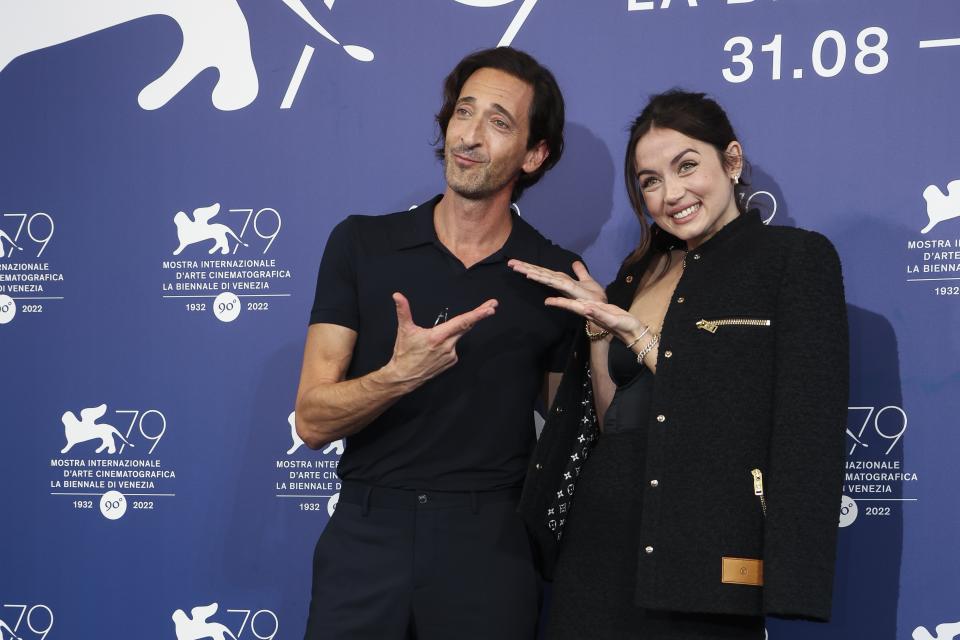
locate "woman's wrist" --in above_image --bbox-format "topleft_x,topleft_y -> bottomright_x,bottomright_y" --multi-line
621,318 -> 651,348
623,328 -> 649,350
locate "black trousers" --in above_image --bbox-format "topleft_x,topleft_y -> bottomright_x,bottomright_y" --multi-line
303,482 -> 540,640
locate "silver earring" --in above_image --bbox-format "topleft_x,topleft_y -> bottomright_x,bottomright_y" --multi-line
732,173 -> 741,184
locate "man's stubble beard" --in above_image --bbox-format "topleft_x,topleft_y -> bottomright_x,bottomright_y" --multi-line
444,149 -> 520,201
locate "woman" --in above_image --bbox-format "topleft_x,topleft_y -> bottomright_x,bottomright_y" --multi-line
511,91 -> 848,639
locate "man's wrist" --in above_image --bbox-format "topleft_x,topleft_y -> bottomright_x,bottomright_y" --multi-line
370,361 -> 418,395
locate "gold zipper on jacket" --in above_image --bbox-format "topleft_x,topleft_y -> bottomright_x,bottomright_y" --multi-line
751,468 -> 767,517
696,318 -> 772,334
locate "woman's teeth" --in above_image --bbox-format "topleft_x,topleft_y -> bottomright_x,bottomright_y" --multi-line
673,203 -> 699,220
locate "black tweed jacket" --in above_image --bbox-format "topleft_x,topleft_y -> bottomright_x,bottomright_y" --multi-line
519,212 -> 848,621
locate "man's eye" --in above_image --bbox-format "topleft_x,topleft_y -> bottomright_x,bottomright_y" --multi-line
493,119 -> 508,129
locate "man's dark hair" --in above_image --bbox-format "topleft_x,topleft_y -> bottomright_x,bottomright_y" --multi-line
435,47 -> 565,201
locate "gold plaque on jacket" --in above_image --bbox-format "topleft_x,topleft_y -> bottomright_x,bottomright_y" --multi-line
721,557 -> 763,586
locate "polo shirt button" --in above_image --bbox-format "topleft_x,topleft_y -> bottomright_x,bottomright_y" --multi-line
650,479 -> 659,487
664,350 -> 673,358
645,546 -> 654,554
676,296 -> 685,304
535,463 -> 543,470
693,253 -> 701,260
626,275 -> 634,283
418,494 -> 428,504
656,414 -> 666,423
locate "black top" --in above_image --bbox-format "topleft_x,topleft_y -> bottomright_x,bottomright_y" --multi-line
602,339 -> 654,435
521,212 -> 848,621
309,195 -> 580,491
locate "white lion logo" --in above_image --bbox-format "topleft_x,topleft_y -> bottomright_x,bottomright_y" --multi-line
61,404 -> 134,455
0,0 -> 258,110
0,619 -> 23,640
173,203 -> 247,256
287,411 -> 304,455
323,439 -> 345,455
914,621 -> 960,640
172,603 -> 237,640
287,410 -> 343,455
0,229 -> 22,258
921,180 -> 960,234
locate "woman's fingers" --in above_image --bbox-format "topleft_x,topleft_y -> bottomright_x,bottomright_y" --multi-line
544,298 -> 618,333
510,259 -> 608,305
581,301 -> 632,328
571,260 -> 595,283
512,261 -> 575,292
507,259 -> 542,275
544,296 -> 589,315
545,297 -> 643,345
582,304 -> 622,328
509,259 -> 563,281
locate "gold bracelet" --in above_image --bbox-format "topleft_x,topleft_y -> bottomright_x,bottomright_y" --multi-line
585,321 -> 610,341
624,326 -> 650,349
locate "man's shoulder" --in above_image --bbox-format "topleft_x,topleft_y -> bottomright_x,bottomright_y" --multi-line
540,240 -> 581,276
330,203 -> 430,254
340,208 -> 416,232
512,216 -> 580,274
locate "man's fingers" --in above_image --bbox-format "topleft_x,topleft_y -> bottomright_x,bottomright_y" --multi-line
434,299 -> 498,341
393,292 -> 414,329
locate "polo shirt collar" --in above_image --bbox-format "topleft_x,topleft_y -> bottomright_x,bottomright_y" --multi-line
392,195 -> 443,250
393,194 -> 544,265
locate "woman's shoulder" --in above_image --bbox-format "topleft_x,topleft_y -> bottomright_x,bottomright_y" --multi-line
761,223 -> 840,258
756,223 -> 843,282
760,220 -> 832,242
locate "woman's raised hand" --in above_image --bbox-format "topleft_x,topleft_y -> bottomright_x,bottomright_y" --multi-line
507,260 -> 606,304
508,259 -> 647,345
544,297 -> 647,346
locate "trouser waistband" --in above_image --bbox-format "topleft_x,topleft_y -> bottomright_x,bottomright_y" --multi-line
338,480 -> 521,515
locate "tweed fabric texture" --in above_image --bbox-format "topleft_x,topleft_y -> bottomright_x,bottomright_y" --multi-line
520,212 -> 848,622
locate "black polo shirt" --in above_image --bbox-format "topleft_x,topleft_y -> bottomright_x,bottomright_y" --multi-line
309,195 -> 580,491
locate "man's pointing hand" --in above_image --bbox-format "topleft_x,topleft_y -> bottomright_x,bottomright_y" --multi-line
383,292 -> 497,388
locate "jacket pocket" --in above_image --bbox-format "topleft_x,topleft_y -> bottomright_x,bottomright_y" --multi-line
751,468 -> 767,517
696,317 -> 772,333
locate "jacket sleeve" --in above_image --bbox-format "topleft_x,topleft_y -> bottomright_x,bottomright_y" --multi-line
763,231 -> 849,621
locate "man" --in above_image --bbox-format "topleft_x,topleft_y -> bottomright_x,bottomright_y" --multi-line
296,47 -> 579,639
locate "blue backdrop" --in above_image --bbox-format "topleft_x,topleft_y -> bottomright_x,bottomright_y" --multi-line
1,1 -> 958,638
